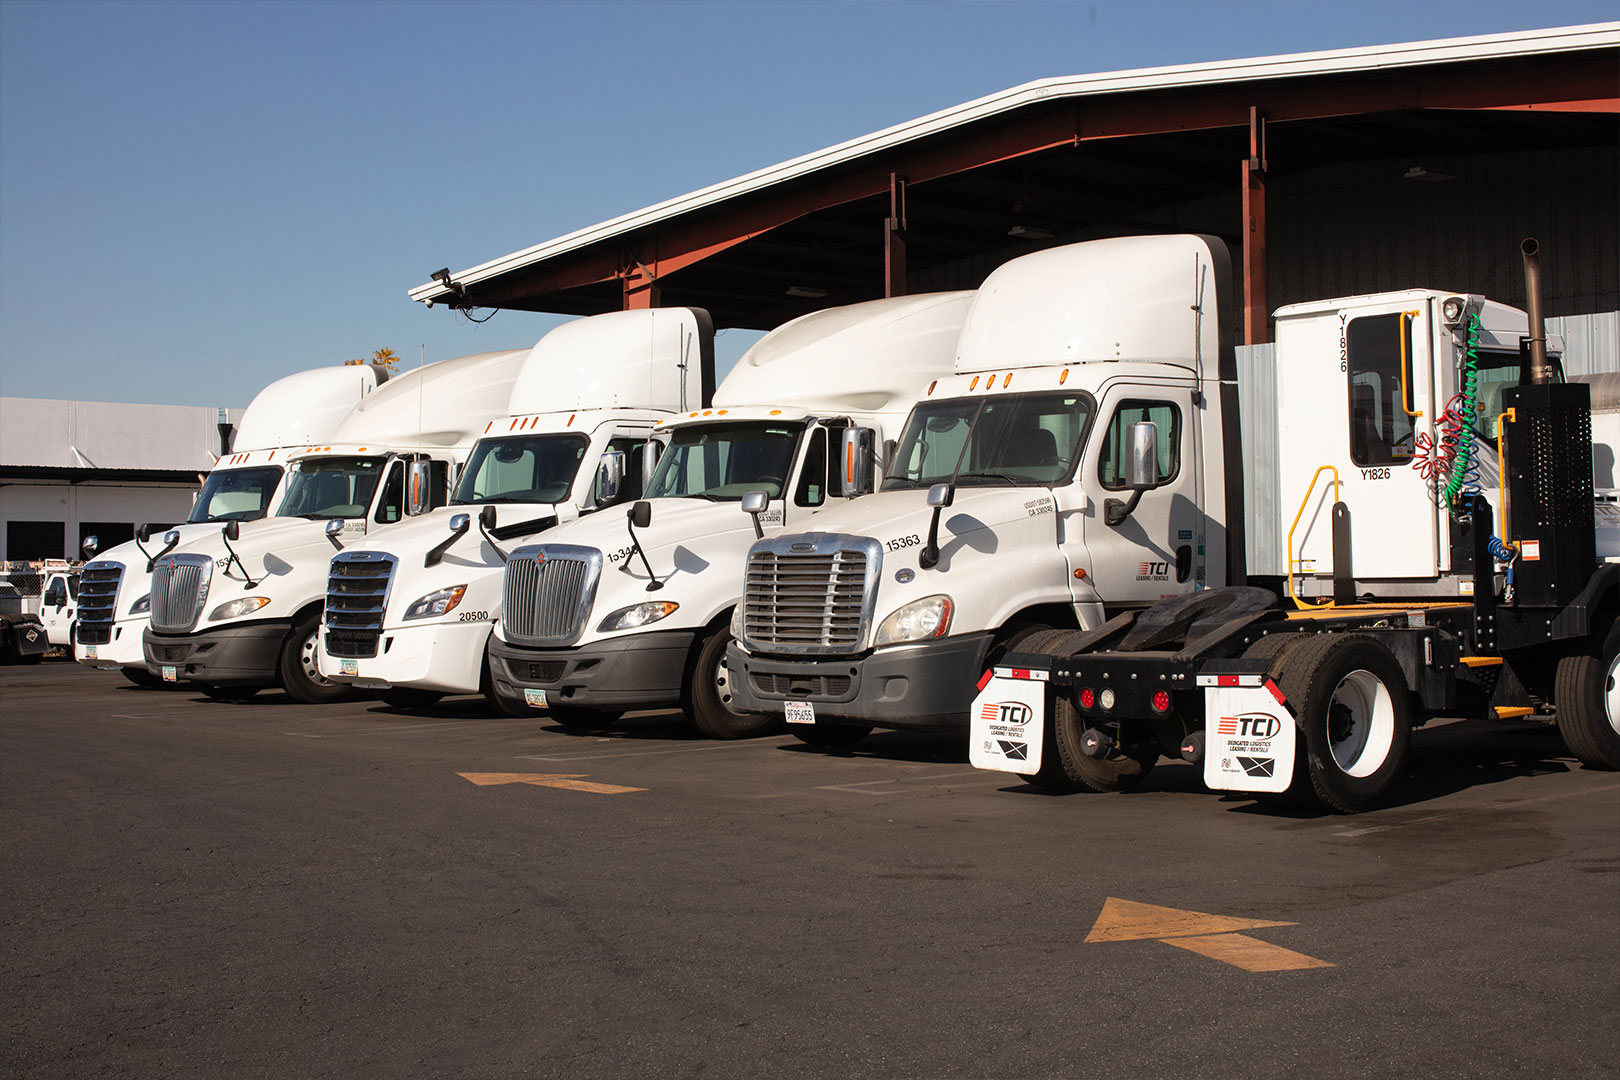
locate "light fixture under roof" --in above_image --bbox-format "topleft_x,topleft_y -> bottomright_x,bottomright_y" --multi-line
1008,225 -> 1054,239
786,285 -> 828,298
1403,166 -> 1455,182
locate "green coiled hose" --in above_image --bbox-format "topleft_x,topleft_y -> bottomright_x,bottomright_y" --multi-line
1442,313 -> 1483,515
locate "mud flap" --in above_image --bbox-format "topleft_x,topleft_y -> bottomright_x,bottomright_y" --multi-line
969,666 -> 1049,774
1199,673 -> 1296,794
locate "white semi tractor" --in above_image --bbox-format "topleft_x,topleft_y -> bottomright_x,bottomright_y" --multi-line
75,364 -> 385,686
318,307 -> 715,709
728,235 -> 1616,806
139,348 -> 532,702
485,292 -> 973,737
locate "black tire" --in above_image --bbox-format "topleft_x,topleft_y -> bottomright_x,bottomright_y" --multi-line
1051,696 -> 1160,793
686,627 -> 780,739
122,666 -> 162,688
278,614 -> 352,705
548,706 -> 622,732
1553,619 -> 1620,769
791,721 -> 873,750
1001,627 -> 1081,790
199,683 -> 260,702
1274,635 -> 1411,813
379,688 -> 444,711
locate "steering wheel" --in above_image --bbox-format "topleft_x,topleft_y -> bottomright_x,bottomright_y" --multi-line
756,475 -> 783,489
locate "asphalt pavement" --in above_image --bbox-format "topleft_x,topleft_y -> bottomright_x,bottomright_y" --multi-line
2,661 -> 1616,1079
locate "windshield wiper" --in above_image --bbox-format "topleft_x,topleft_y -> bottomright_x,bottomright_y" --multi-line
955,471 -> 1024,486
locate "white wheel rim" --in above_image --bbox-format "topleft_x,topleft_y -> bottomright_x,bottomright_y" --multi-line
1326,669 -> 1396,778
714,653 -> 734,710
301,631 -> 331,686
1605,651 -> 1620,737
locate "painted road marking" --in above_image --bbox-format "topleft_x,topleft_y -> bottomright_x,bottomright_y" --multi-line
458,771 -> 645,795
1086,897 -> 1332,973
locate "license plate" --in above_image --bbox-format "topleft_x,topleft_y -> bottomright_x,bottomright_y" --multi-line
85,644 -> 97,659
784,700 -> 815,725
161,665 -> 178,683
340,659 -> 358,677
524,688 -> 548,709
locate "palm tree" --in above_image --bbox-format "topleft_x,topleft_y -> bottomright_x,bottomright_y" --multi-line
346,348 -> 400,372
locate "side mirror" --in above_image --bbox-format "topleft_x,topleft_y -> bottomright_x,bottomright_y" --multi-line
164,529 -> 181,545
840,427 -> 876,497
1125,421 -> 1158,491
324,518 -> 345,550
136,523 -> 154,543
596,450 -> 625,506
81,535 -> 99,558
740,490 -> 768,539
642,442 -> 663,493
405,460 -> 435,516
479,505 -> 498,531
919,484 -> 955,570
448,512 -> 470,533
222,520 -> 240,542
926,483 -> 956,509
629,500 -> 652,530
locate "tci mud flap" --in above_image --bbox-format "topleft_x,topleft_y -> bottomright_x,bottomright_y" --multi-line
1199,672 -> 1296,794
969,665 -> 1049,774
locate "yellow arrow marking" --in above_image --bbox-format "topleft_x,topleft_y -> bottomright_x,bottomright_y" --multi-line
1086,898 -> 1332,972
457,772 -> 645,795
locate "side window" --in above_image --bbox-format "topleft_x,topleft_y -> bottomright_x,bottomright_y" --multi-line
1098,400 -> 1180,490
373,462 -> 404,524
594,436 -> 646,508
425,460 -> 451,511
1346,313 -> 1416,466
43,580 -> 65,607
794,428 -> 828,507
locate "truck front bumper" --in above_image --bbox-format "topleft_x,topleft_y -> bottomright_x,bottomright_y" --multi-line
144,621 -> 290,687
322,619 -> 492,696
76,616 -> 146,669
488,630 -> 697,712
725,632 -> 996,730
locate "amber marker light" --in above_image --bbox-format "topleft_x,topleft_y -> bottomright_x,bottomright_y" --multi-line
1059,368 -> 1069,385
1002,373 -> 1012,387
1073,568 -> 1087,580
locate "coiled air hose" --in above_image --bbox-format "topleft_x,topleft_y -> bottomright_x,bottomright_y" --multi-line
1442,313 -> 1483,512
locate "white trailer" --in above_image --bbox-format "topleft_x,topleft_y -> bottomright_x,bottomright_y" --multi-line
485,292 -> 973,736
74,364 -> 385,685
138,348 -> 531,701
317,307 -> 715,709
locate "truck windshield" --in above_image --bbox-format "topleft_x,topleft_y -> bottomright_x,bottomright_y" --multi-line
452,434 -> 589,505
643,421 -> 804,500
1470,351 -> 1564,447
884,393 -> 1093,490
278,457 -> 389,519
186,466 -> 285,523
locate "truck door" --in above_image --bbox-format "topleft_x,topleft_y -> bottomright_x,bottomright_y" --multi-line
39,573 -> 74,645
1074,384 -> 1204,607
1289,304 -> 1438,582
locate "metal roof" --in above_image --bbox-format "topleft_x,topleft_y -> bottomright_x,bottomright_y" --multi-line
409,22 -> 1619,329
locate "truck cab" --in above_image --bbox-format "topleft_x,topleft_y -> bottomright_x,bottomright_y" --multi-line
318,307 -> 715,707
483,292 -> 973,736
724,235 -> 1236,745
138,348 -> 531,702
75,364 -> 384,686
37,562 -> 78,648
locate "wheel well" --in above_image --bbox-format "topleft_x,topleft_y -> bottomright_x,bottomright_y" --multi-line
1003,604 -> 1081,635
292,600 -> 325,634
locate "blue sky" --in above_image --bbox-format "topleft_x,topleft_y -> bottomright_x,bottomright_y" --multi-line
1,1 -> 1612,408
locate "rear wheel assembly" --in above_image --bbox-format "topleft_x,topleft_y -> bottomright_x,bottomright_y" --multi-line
1553,619 -> 1620,770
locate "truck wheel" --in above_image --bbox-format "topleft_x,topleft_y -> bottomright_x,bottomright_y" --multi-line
686,628 -> 781,739
122,666 -> 162,688
278,614 -> 353,705
1275,635 -> 1411,813
380,689 -> 444,711
1553,619 -> 1620,770
547,706 -> 622,732
791,721 -> 873,750
1000,627 -> 1083,791
1050,697 -> 1159,792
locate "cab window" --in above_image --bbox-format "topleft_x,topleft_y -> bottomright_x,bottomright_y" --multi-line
374,461 -> 405,524
1098,400 -> 1181,490
1347,313 -> 1417,466
794,428 -> 828,507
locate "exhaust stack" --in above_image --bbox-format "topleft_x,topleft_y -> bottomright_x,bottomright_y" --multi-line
1520,238 -> 1554,385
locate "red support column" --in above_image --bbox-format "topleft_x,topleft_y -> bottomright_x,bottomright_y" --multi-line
885,174 -> 907,298
1242,107 -> 1268,346
622,263 -> 660,310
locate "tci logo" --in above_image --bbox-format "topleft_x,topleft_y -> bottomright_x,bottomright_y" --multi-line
1136,560 -> 1169,580
1216,713 -> 1282,739
979,701 -> 1032,726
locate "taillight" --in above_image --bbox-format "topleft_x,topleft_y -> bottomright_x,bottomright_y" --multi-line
1152,690 -> 1171,713
1078,687 -> 1095,709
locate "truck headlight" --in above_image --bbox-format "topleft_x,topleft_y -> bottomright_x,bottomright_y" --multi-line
403,585 -> 467,620
874,594 -> 953,646
209,596 -> 270,621
730,604 -> 744,640
130,594 -> 151,615
598,600 -> 679,633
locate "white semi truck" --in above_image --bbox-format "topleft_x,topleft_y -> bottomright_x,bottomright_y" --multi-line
728,235 -> 1617,806
318,307 -> 715,709
485,292 -> 973,738
139,348 -> 532,702
75,364 -> 385,686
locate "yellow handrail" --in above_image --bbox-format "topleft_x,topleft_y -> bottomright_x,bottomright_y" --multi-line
1497,408 -> 1516,545
1286,465 -> 1340,610
1399,310 -> 1424,418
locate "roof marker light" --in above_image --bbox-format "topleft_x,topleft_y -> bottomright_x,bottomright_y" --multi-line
1060,368 -> 1069,385
718,409 -> 728,415
1003,373 -> 1012,388
567,413 -> 575,427
927,380 -> 937,395
770,409 -> 782,415
969,376 -> 979,390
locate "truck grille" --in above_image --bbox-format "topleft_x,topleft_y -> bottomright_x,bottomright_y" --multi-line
502,544 -> 602,647
150,555 -> 213,634
740,535 -> 880,656
325,552 -> 397,658
77,561 -> 124,645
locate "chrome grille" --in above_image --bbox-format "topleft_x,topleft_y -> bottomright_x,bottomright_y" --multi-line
325,552 -> 397,658
502,544 -> 602,647
77,561 -> 124,645
149,555 -> 213,634
741,534 -> 880,656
